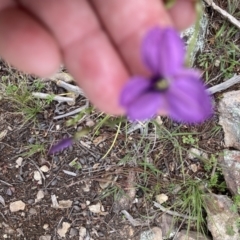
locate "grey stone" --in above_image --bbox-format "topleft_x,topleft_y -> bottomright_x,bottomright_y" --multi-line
219,90 -> 240,150
27,199 -> 34,204
219,150 -> 240,195
188,148 -> 208,160
181,13 -> 208,66
140,227 -> 162,240
50,179 -> 58,186
69,228 -> 78,237
159,214 -> 176,239
73,205 -> 81,211
29,208 -> 37,215
176,230 -> 210,240
204,194 -> 240,240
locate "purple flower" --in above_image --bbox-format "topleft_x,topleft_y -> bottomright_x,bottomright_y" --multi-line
120,27 -> 213,123
48,137 -> 73,154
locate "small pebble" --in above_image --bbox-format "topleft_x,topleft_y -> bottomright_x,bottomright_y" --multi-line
73,206 -> 81,211
10,200 -> 26,212
40,165 -> 49,172
43,224 -> 49,230
6,188 -> 12,196
53,156 -> 59,163
79,158 -> 86,165
51,179 -> 58,186
28,199 -> 35,204
28,137 -> 35,144
29,208 -> 37,215
69,228 -> 78,237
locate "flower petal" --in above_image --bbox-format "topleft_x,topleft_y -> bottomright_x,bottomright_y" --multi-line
48,138 -> 73,154
166,70 -> 213,123
126,93 -> 162,121
142,27 -> 185,76
120,76 -> 150,107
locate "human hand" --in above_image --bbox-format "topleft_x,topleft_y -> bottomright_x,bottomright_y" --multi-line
0,0 -> 196,115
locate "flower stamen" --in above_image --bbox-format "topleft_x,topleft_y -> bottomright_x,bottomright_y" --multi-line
155,79 -> 169,90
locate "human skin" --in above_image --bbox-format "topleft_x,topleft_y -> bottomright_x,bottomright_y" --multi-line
0,0 -> 196,115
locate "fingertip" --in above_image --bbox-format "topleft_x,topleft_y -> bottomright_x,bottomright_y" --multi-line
0,8 -> 61,76
64,30 -> 128,115
168,0 -> 196,31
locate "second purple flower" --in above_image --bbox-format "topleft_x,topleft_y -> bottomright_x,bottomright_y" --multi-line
120,27 -> 213,123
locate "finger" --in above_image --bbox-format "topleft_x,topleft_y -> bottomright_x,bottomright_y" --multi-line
0,0 -> 15,9
168,0 -> 196,30
0,6 -> 61,76
19,0 -> 129,114
91,0 -> 173,75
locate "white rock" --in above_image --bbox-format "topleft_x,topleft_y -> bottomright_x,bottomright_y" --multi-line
86,119 -> 95,127
79,226 -> 87,240
10,200 -> 26,212
214,59 -> 221,67
51,194 -> 59,208
36,190 -> 45,201
58,200 -> 73,208
219,90 -> 240,150
140,227 -> 162,240
188,148 -> 207,160
39,235 -> 51,240
88,202 -> 102,214
40,165 -> 49,172
156,194 -> 168,204
57,222 -> 71,238
16,157 -> 23,168
34,171 -> 42,181
43,224 -> 49,230
190,163 -> 198,173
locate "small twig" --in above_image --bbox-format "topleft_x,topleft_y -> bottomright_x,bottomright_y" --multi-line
0,179 -> 13,186
210,160 -> 218,179
153,202 -> 197,220
203,0 -> 240,30
0,212 -> 7,222
56,80 -> 85,97
63,170 -> 77,177
207,75 -> 240,94
121,210 -> 148,227
32,92 -> 75,103
53,103 -> 89,120
206,72 -> 224,85
54,216 -> 64,238
102,122 -> 121,159
172,218 -> 186,240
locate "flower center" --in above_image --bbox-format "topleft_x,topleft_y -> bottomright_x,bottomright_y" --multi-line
155,79 -> 169,90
